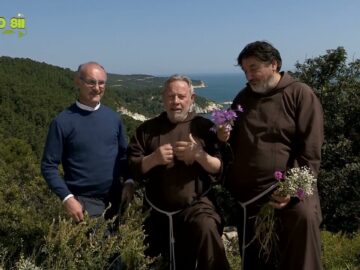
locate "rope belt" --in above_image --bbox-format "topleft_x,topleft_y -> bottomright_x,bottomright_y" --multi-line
145,192 -> 183,270
238,183 -> 278,270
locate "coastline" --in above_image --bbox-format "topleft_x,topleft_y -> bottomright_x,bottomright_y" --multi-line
193,80 -> 206,89
190,73 -> 246,103
117,74 -> 245,122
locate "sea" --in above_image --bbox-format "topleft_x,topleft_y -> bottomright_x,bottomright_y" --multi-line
190,73 -> 247,104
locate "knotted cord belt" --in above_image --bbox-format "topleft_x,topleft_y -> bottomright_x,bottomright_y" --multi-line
238,183 -> 278,270
145,192 -> 183,270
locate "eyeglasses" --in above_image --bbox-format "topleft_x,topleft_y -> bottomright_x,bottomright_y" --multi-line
80,77 -> 106,87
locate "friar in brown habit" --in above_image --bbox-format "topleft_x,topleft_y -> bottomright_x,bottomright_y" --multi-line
127,75 -> 230,270
218,41 -> 324,270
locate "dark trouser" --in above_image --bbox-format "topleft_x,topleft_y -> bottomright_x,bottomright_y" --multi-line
77,196 -> 109,218
77,196 -> 125,270
235,194 -> 323,270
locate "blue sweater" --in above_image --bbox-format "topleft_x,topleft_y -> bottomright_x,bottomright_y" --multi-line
41,103 -> 129,200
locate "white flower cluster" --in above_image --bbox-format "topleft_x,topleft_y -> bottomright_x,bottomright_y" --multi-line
253,166 -> 318,261
276,166 -> 317,200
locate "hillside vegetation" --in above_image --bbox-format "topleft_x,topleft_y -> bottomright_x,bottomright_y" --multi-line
0,49 -> 359,269
0,57 -> 214,157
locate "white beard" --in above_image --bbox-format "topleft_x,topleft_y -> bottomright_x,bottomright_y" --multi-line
250,74 -> 280,93
167,110 -> 189,123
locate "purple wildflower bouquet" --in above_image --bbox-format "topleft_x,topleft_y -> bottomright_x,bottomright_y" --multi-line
254,166 -> 317,261
210,105 -> 243,132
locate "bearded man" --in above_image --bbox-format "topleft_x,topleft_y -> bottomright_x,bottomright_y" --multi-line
128,75 -> 229,270
218,41 -> 324,270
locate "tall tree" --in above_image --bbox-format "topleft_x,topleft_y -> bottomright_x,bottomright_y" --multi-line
293,47 -> 360,233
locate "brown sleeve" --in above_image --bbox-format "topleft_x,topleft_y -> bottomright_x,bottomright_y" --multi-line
127,123 -> 147,182
295,84 -> 324,177
191,116 -> 224,183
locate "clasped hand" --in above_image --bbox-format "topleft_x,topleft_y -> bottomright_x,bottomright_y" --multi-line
154,134 -> 202,166
174,133 -> 202,165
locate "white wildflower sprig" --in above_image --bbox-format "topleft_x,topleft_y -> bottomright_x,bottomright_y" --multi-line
253,166 -> 317,262
274,166 -> 317,199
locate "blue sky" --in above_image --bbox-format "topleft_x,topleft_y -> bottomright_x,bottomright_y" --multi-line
1,0 -> 360,75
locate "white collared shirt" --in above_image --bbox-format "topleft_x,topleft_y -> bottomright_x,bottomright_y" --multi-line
76,100 -> 101,111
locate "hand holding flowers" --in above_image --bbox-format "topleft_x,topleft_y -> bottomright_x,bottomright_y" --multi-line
272,166 -> 316,199
254,166 -> 317,261
210,105 -> 243,141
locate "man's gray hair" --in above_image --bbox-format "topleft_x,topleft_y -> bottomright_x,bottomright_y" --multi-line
163,74 -> 194,95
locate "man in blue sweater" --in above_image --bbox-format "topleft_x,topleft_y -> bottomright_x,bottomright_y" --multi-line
41,62 -> 133,223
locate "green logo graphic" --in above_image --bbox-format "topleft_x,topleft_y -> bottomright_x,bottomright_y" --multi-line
0,13 -> 27,38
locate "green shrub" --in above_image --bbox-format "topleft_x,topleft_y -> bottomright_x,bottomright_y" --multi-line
115,195 -> 163,270
41,215 -> 120,269
15,253 -> 42,270
39,195 -> 160,270
322,230 -> 360,270
294,47 -> 360,234
0,137 -> 61,267
222,230 -> 241,270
